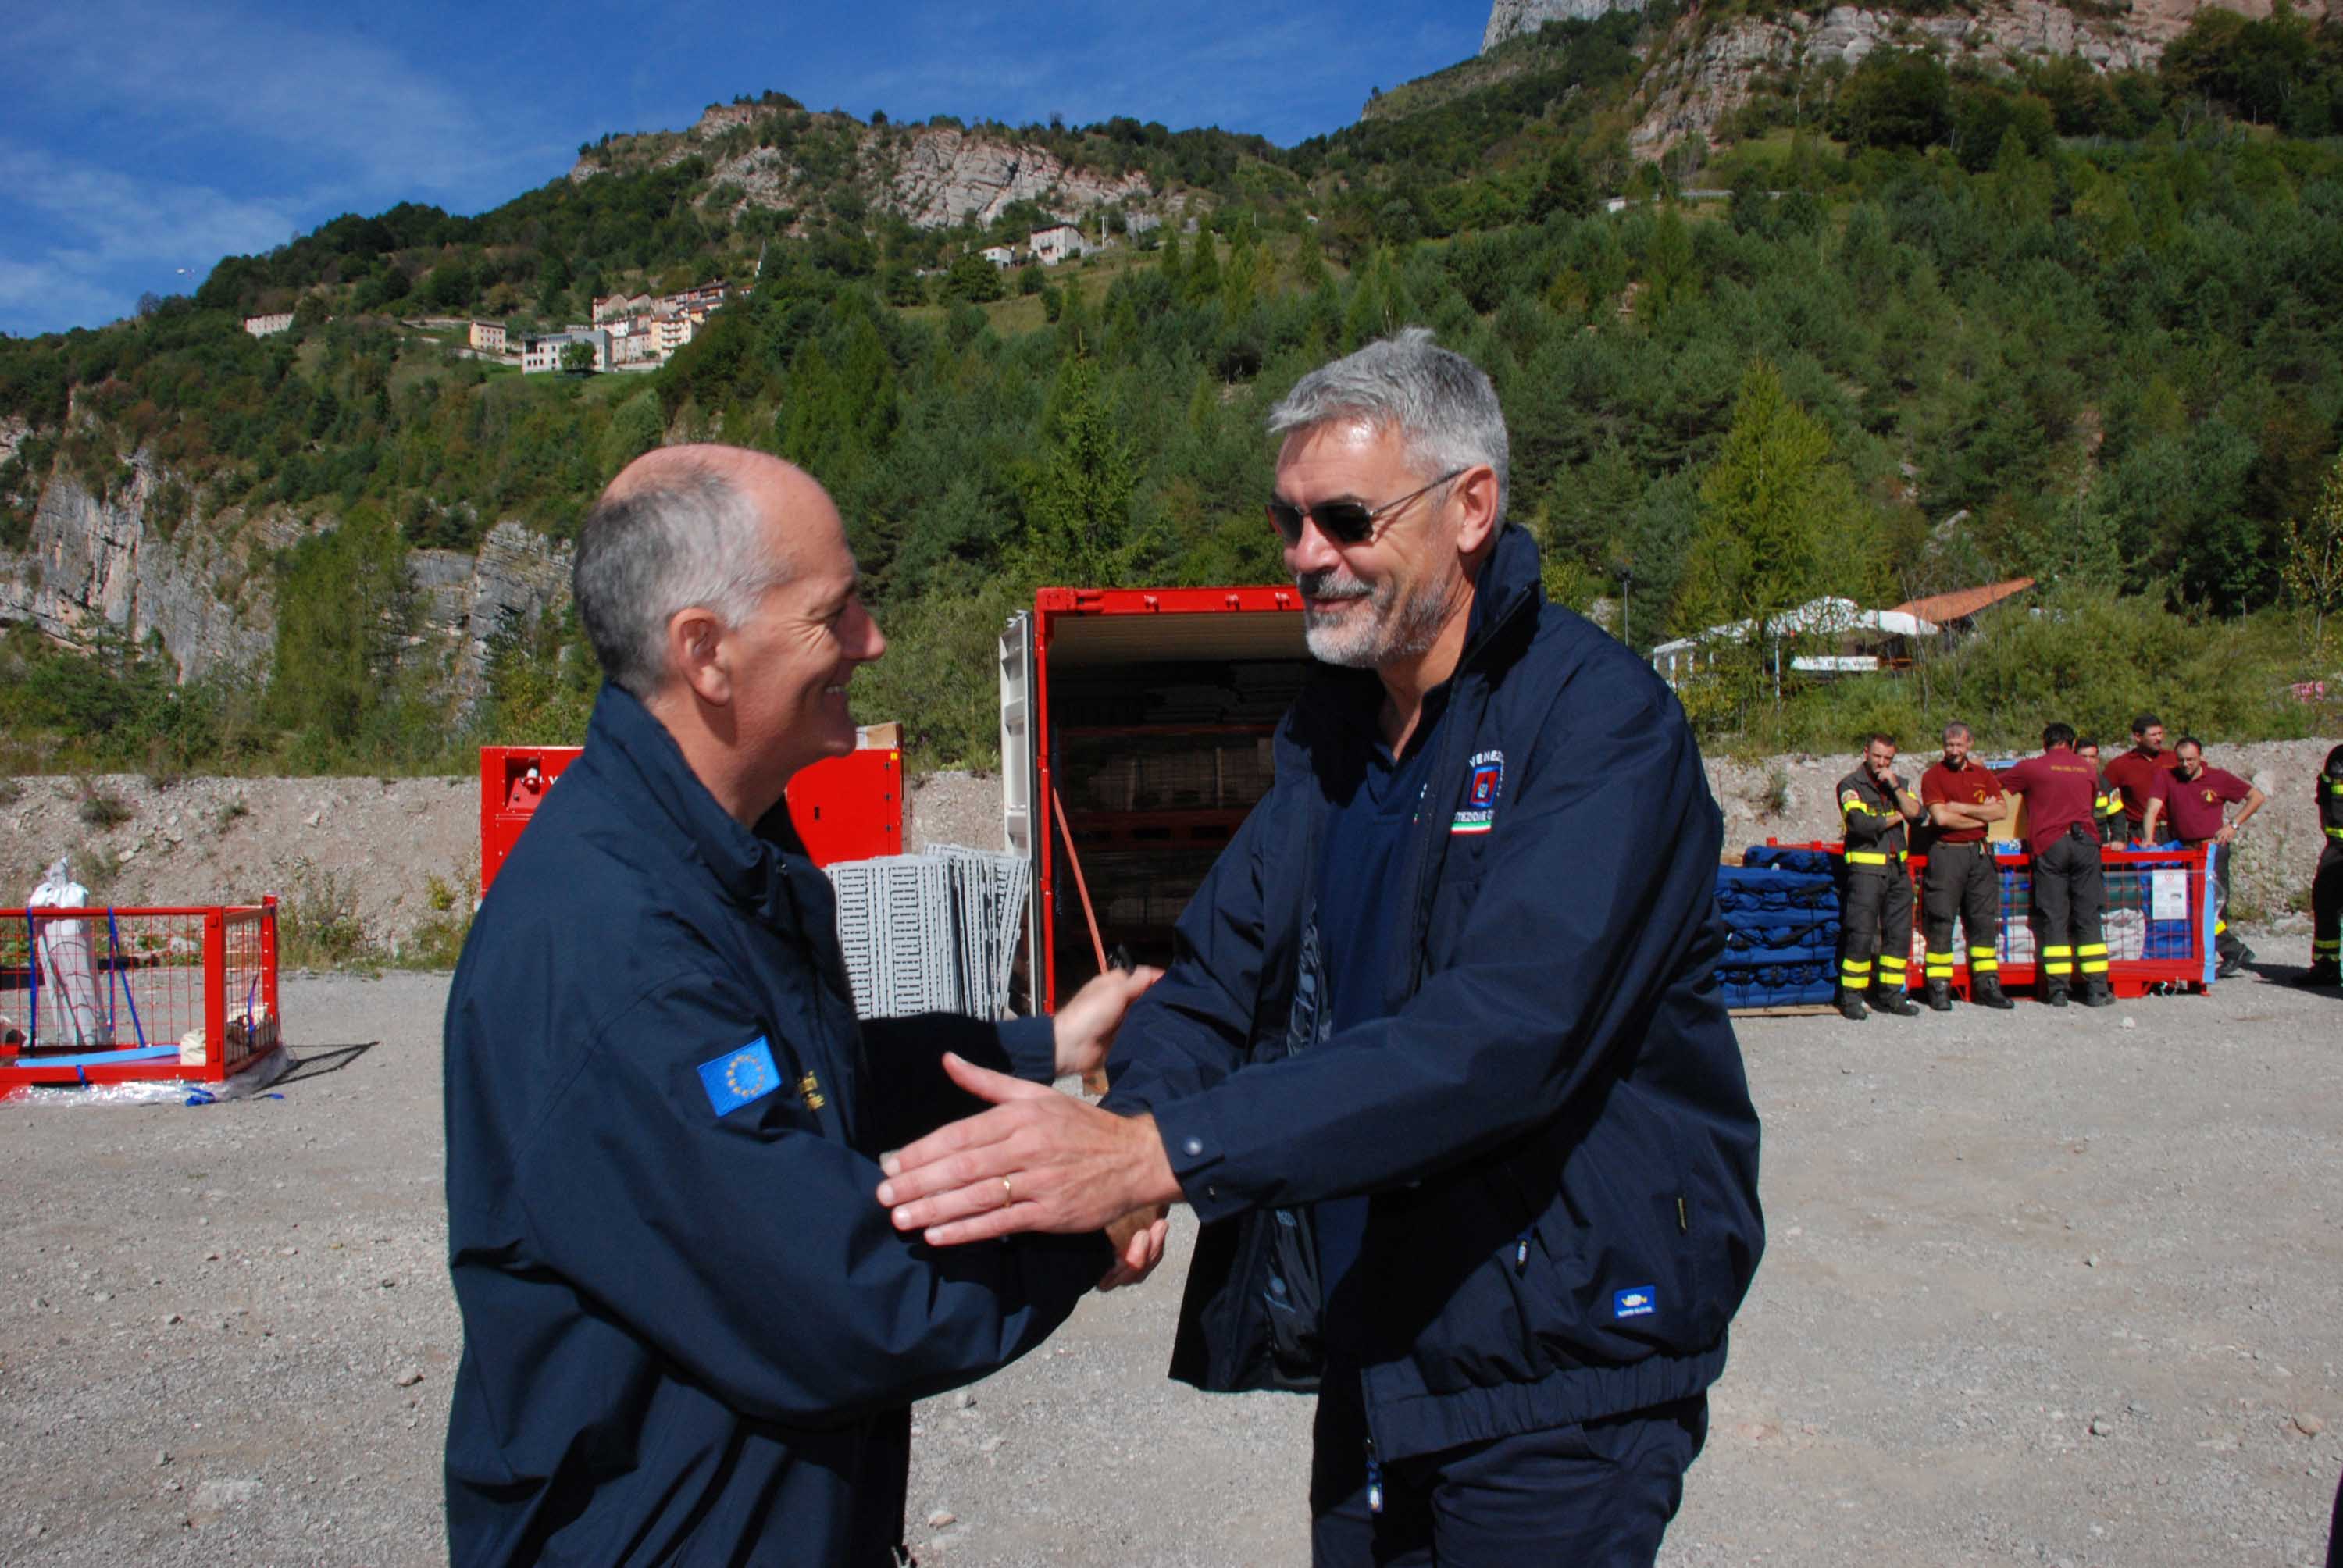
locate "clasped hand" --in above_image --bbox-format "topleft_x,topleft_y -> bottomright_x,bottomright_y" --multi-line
876,1053 -> 1180,1290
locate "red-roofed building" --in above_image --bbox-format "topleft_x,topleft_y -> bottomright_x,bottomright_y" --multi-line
1888,576 -> 2035,629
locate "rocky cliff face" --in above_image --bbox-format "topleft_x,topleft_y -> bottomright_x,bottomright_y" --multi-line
1485,0 -> 1647,52
571,104 -> 1157,232
0,451 -> 571,715
0,458 -> 284,682
407,520 -> 572,709
1631,0 -> 2341,152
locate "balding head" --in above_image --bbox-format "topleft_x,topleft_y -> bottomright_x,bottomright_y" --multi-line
575,445 -> 834,699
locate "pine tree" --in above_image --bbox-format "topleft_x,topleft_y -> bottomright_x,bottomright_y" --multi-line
2282,455 -> 2343,664
1025,358 -> 1134,584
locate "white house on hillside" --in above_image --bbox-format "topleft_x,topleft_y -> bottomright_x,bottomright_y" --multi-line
978,244 -> 1015,269
1029,223 -> 1089,265
521,327 -> 610,374
243,312 -> 293,338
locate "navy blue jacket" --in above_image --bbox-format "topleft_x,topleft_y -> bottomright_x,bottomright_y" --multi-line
1104,525 -> 1763,1463
444,686 -> 1104,1566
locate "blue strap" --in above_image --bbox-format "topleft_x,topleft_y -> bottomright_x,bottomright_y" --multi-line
24,911 -> 37,1049
106,909 -> 148,1051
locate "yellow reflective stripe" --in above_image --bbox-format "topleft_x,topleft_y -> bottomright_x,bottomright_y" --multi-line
2044,962 -> 2074,975
1878,955 -> 1908,972
2327,825 -> 2343,839
1840,960 -> 1871,975
2078,944 -> 2108,957
1925,952 -> 1957,964
2080,959 -> 2110,973
2043,946 -> 2074,957
1970,957 -> 1999,973
1968,946 -> 1997,959
2214,919 -> 2227,934
1925,966 -> 1954,978
2314,939 -> 2340,953
1842,798 -> 1872,816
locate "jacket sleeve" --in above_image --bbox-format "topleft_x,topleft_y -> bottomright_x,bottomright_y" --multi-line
855,1012 -> 1059,1153
1840,781 -> 1892,847
1096,793 -> 1282,1117
498,976 -> 1106,1427
1145,668 -> 1732,1218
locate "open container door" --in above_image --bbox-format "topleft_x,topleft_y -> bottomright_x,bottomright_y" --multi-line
998,609 -> 1042,1010
1019,586 -> 1308,1013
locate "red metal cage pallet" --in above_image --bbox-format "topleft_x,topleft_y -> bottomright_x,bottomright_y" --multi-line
1,900 -> 282,1089
1760,839 -> 2218,999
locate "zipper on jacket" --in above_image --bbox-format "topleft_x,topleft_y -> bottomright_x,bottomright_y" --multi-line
1514,1227 -> 1534,1272
1364,1438 -> 1384,1516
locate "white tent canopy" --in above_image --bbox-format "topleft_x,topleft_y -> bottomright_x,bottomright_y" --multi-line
1650,597 -> 1939,686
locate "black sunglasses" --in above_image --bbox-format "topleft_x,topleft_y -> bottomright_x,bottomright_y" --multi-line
1264,467 -> 1467,547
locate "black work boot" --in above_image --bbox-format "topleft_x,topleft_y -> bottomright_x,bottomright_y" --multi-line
2292,962 -> 2340,988
1924,979 -> 1952,1013
2043,982 -> 2070,1007
1870,985 -> 1920,1017
1972,975 -> 2016,1010
1836,988 -> 1868,1022
2082,978 -> 2115,1007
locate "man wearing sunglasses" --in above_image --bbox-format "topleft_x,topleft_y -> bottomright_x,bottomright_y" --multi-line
876,329 -> 1762,1566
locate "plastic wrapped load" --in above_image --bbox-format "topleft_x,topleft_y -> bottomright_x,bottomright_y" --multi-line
27,857 -> 102,1047
1714,864 -> 1837,917
1741,846 -> 1837,876
1721,916 -> 1839,958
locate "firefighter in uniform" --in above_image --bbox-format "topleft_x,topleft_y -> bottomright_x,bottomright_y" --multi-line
1996,722 -> 2113,1007
2102,713 -> 2180,843
1917,722 -> 2015,1011
2077,739 -> 2127,843
2300,741 -> 2343,988
1836,733 -> 1924,1021
2141,736 -> 2266,978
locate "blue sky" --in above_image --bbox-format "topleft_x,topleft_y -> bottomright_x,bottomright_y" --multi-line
0,0 -> 1491,339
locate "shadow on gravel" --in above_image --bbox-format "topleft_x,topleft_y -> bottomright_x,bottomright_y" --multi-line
276,1042 -> 380,1085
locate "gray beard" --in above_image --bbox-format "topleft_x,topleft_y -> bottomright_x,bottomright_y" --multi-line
1300,563 -> 1457,668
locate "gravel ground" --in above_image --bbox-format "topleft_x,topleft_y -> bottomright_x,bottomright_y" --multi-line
4,956 -> 2338,1567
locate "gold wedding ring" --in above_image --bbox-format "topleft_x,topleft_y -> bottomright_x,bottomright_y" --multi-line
1000,1176 -> 1015,1207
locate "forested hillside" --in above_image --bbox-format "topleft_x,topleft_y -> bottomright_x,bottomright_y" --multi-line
3,2 -> 2341,774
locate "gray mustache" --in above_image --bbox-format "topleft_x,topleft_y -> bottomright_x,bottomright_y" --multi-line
1297,569 -> 1368,600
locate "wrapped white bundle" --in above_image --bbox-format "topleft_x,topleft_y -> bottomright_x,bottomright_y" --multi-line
28,857 -> 102,1047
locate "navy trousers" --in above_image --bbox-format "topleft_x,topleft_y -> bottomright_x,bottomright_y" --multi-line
1310,1371 -> 1706,1567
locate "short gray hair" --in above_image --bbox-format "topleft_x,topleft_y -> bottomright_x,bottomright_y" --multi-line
1943,721 -> 1973,742
1267,327 -> 1510,522
572,461 -> 788,699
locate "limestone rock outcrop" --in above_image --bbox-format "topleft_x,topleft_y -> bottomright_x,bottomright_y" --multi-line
1485,0 -> 1647,52
408,520 -> 572,712
882,128 -> 1151,230
1629,0 -> 2341,153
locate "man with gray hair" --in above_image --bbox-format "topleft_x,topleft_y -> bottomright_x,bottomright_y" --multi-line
442,445 -> 1156,1566
876,331 -> 1764,1564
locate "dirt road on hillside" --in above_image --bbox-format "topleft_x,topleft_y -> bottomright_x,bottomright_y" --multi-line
3,953 -> 2338,1566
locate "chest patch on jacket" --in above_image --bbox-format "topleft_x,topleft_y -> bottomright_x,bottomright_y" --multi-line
697,1037 -> 782,1117
1613,1285 -> 1659,1320
1451,750 -> 1505,835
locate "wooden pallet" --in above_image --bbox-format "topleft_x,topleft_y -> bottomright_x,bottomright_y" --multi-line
1727,1003 -> 1840,1017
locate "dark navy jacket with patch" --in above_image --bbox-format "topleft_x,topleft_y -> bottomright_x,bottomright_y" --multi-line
444,686 -> 1104,1566
1102,524 -> 1764,1463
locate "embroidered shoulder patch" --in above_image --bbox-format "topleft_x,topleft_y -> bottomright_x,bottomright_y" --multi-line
698,1037 -> 782,1117
1451,750 -> 1505,836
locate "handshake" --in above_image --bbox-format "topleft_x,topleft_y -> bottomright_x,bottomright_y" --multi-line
876,964 -> 1180,1292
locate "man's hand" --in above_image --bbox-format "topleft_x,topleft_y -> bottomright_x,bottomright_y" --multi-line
1052,965 -> 1163,1082
1097,1205 -> 1170,1291
876,1054 -> 1182,1245
2216,821 -> 2237,846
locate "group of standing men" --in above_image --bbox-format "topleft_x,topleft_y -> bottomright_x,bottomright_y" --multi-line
1835,714 -> 2284,1021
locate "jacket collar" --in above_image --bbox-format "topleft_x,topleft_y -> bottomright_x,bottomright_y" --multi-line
584,682 -> 797,911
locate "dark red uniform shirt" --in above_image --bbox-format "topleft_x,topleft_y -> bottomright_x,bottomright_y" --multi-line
2149,765 -> 2249,843
1920,759 -> 2006,846
2102,744 -> 2180,827
1996,750 -> 2099,856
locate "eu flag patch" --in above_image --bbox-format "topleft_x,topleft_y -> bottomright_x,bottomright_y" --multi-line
1613,1285 -> 1658,1320
698,1037 -> 782,1117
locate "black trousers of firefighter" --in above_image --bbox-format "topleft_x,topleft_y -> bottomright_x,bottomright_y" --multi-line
1922,842 -> 2002,995
2030,826 -> 2109,1000
1838,864 -> 1914,1001
2313,838 -> 2342,975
